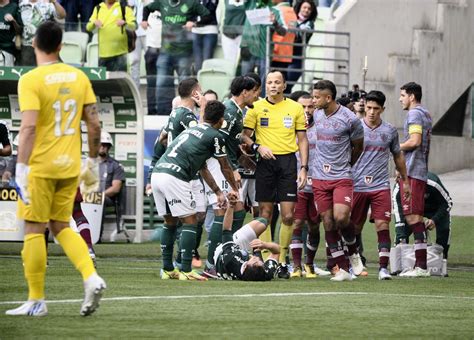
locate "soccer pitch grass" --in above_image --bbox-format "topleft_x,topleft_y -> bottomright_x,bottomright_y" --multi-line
1,217 -> 473,338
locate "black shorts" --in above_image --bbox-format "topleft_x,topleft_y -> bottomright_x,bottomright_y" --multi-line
255,153 -> 297,203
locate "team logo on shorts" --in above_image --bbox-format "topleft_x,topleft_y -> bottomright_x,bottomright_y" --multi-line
283,116 -> 293,128
323,164 -> 331,173
190,200 -> 196,208
385,211 -> 391,218
364,176 -> 373,184
344,196 -> 351,203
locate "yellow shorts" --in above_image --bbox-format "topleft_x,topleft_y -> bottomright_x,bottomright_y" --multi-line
17,176 -> 79,223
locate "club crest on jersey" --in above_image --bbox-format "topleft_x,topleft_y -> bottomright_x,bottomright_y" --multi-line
381,133 -> 388,142
260,117 -> 269,127
331,121 -> 341,130
323,121 -> 331,129
283,116 -> 293,128
364,176 -> 373,184
323,164 -> 331,173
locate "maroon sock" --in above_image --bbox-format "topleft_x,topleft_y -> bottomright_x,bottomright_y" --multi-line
305,228 -> 319,264
73,204 -> 93,248
341,222 -> 358,256
325,244 -> 336,270
325,230 -> 349,271
305,243 -> 317,265
290,241 -> 303,269
377,229 -> 391,269
411,222 -> 427,269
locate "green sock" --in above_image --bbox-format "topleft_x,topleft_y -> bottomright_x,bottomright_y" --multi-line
207,215 -> 224,266
179,224 -> 197,272
231,209 -> 247,234
161,224 -> 177,271
175,222 -> 183,265
194,220 -> 204,254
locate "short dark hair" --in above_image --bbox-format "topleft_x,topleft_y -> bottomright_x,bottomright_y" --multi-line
400,82 -> 422,102
35,21 -> 62,54
365,90 -> 386,107
241,264 -> 268,281
203,100 -> 225,124
203,89 -> 218,100
336,96 -> 351,107
313,80 -> 337,100
289,90 -> 310,102
230,76 -> 257,96
267,69 -> 286,82
244,72 -> 262,88
293,0 -> 318,22
178,77 -> 199,98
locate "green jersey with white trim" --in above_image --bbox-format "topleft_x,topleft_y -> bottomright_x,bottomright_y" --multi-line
221,99 -> 244,170
154,123 -> 227,182
165,106 -> 198,144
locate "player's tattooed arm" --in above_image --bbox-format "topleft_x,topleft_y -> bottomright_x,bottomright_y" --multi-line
350,137 -> 364,166
218,156 -> 239,191
82,103 -> 101,158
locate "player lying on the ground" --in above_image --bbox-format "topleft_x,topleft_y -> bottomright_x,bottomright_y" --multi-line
213,196 -> 280,281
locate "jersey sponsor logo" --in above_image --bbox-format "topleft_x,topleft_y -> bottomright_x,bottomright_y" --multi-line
283,116 -> 293,128
0,188 -> 18,201
364,176 -> 373,184
287,193 -> 296,197
45,72 -> 77,85
168,198 -> 182,206
157,162 -> 182,172
323,164 -> 331,173
260,117 -> 269,127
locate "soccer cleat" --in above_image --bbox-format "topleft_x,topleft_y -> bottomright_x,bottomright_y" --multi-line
378,268 -> 392,280
179,270 -> 208,281
89,248 -> 97,268
348,253 -> 364,276
330,268 -> 353,282
201,266 -> 218,279
399,267 -> 430,278
313,266 -> 331,277
303,264 -> 318,279
5,300 -> 48,316
160,268 -> 180,280
290,266 -> 303,278
80,273 -> 106,316
276,263 -> 290,279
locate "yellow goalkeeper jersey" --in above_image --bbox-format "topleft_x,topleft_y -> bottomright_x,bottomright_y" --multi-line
18,62 -> 96,179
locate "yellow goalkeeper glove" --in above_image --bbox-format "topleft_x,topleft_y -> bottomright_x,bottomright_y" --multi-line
79,157 -> 99,195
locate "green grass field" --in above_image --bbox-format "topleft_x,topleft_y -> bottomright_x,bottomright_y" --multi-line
1,216 -> 473,338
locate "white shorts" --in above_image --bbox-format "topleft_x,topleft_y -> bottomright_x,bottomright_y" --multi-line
151,172 -> 195,218
204,157 -> 242,209
213,223 -> 257,264
241,178 -> 258,207
190,178 -> 206,213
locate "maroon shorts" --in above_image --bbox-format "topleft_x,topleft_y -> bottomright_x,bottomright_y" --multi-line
294,191 -> 319,223
400,177 -> 426,216
351,189 -> 391,226
312,179 -> 353,214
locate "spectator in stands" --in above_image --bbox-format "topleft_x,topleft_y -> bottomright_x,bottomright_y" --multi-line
0,0 -> 22,66
221,0 -> 246,66
61,0 -> 97,32
86,0 -> 136,72
142,0 -> 209,115
203,89 -> 218,101
128,0 -> 146,89
0,121 -> 11,182
98,131 -> 125,208
286,0 -> 317,93
240,0 -> 286,87
19,0 -> 66,66
192,0 -> 218,73
141,1 -> 161,115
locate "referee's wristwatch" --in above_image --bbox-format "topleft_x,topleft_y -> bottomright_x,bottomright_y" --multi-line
300,165 -> 309,171
251,143 -> 260,153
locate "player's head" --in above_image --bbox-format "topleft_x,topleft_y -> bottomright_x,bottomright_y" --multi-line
294,0 -> 318,22
178,77 -> 201,99
399,82 -> 422,110
297,93 -> 315,120
244,72 -> 262,103
241,256 -> 268,281
33,21 -> 62,55
365,90 -> 385,124
312,80 -> 337,109
230,75 -> 258,107
204,100 -> 225,127
99,131 -> 113,157
203,89 -> 218,101
266,70 -> 286,99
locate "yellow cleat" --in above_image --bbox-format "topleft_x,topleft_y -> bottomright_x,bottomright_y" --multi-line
161,268 -> 180,280
290,267 -> 303,278
179,270 -> 208,281
304,264 -> 318,279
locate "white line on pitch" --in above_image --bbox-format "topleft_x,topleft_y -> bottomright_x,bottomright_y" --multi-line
1,291 -> 473,306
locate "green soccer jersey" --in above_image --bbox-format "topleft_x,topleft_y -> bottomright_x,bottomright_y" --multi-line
145,0 -> 209,55
0,2 -> 22,56
165,106 -> 198,144
221,99 -> 243,170
154,123 -> 227,182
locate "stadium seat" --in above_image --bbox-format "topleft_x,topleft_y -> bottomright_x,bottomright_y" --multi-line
201,58 -> 236,76
60,42 -> 83,66
63,31 -> 89,62
197,69 -> 233,100
85,42 -> 99,67
91,33 -> 98,43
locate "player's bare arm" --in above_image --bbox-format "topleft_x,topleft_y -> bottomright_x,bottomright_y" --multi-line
349,137 -> 364,166
222,201 -> 235,231
393,151 -> 411,200
241,128 -> 275,161
249,239 -> 280,260
0,144 -> 11,157
17,110 -> 39,164
82,103 -> 101,158
217,156 -> 240,192
296,130 -> 309,190
159,129 -> 168,147
400,132 -> 422,151
199,163 -> 222,195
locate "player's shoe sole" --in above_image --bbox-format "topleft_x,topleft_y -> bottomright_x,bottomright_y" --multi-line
349,253 -> 364,276
5,300 -> 48,316
80,273 -> 107,316
330,268 -> 353,282
313,266 -> 331,277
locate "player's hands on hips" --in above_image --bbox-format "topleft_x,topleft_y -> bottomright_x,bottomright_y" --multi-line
257,145 -> 276,160
425,219 -> 436,230
80,157 -> 99,195
297,168 -> 307,190
15,163 -> 30,204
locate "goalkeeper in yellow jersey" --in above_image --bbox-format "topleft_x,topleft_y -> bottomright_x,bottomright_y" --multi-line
5,21 -> 105,317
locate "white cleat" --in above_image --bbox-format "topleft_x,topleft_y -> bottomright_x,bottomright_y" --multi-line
314,266 -> 332,277
330,268 -> 353,282
80,273 -> 106,316
378,268 -> 392,280
348,253 -> 364,276
5,300 -> 48,317
399,267 -> 430,278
